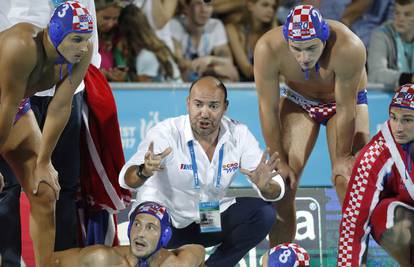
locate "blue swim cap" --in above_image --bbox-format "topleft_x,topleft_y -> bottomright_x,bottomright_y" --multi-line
283,5 -> 329,42
268,243 -> 310,267
128,201 -> 172,250
49,1 -> 93,50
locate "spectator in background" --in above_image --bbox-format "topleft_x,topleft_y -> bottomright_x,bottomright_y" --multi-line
343,0 -> 394,48
368,0 -> 414,91
211,0 -> 245,24
171,0 -> 239,82
96,0 -> 127,81
134,0 -> 178,52
116,4 -> 182,82
226,0 -> 277,81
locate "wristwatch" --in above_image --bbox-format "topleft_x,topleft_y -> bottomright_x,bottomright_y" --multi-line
136,164 -> 151,180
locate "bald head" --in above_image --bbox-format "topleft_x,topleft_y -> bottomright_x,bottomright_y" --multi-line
189,76 -> 228,104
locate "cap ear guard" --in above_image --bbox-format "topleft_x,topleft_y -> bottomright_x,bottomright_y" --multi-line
160,225 -> 172,247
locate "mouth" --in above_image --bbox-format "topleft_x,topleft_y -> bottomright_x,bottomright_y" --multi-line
199,121 -> 210,129
133,240 -> 147,250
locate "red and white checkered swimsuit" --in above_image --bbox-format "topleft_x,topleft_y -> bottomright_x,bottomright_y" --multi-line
281,86 -> 368,125
337,121 -> 414,267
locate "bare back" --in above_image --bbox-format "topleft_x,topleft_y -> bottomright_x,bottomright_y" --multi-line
258,20 -> 367,103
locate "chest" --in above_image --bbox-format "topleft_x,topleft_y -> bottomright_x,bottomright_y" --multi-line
26,64 -> 66,96
279,55 -> 335,99
168,143 -> 241,190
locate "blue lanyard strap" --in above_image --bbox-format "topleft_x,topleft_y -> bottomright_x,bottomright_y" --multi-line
188,140 -> 224,189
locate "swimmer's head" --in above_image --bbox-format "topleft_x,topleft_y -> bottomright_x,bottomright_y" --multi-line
128,201 -> 172,258
283,5 -> 329,42
48,1 -> 93,64
389,84 -> 414,145
283,5 -> 328,72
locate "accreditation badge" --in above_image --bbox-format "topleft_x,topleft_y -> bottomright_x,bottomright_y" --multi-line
198,200 -> 221,233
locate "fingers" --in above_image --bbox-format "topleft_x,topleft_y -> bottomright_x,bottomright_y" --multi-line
159,147 -> 172,159
148,142 -> 154,154
260,149 -> 267,164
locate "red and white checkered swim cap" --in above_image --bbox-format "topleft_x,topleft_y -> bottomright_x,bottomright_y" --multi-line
268,243 -> 310,267
283,5 -> 329,42
390,84 -> 414,111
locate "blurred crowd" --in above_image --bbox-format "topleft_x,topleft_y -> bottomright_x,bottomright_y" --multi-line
96,0 -> 414,91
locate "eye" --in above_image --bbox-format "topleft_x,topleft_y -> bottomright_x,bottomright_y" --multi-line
72,36 -> 82,43
209,103 -> 219,110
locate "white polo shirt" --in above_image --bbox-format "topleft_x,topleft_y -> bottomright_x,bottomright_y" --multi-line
119,115 -> 275,228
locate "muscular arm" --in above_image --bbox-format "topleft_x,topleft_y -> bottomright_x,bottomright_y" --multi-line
0,35 -> 36,150
334,38 -> 366,159
37,44 -> 92,165
161,245 -> 205,267
226,23 -> 253,79
253,36 -> 285,162
51,245 -> 118,267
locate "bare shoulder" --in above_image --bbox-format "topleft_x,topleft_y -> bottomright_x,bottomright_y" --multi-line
254,26 -> 286,69
80,245 -> 121,265
0,23 -> 39,68
327,20 -> 366,66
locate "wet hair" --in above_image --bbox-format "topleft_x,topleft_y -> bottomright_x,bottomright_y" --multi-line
189,76 -> 228,104
118,4 -> 175,79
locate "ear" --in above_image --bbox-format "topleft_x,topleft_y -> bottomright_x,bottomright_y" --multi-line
186,96 -> 190,111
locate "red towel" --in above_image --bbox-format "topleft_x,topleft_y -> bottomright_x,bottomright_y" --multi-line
80,64 -> 131,213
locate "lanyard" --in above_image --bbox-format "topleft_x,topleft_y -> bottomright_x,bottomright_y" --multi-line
188,140 -> 224,190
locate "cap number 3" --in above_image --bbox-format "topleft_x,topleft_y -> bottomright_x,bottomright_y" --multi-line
58,4 -> 70,18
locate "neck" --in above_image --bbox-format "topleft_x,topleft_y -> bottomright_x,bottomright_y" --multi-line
127,249 -> 162,267
194,129 -> 220,160
43,30 -> 60,64
186,19 -> 204,37
251,19 -> 263,33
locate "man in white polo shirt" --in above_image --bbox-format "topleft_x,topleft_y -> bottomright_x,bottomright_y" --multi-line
119,76 -> 286,267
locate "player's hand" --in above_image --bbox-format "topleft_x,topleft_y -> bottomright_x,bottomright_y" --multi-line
33,161 -> 60,200
240,149 -> 280,193
0,171 -> 4,193
274,155 -> 297,189
142,142 -> 172,177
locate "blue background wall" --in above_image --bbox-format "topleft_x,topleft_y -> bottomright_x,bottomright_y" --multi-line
112,83 -> 393,187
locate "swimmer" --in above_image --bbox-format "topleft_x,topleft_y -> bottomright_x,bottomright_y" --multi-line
254,4 -> 369,246
49,201 -> 205,267
0,1 -> 93,265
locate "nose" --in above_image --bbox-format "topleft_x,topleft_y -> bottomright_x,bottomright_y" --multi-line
200,105 -> 209,118
299,52 -> 309,63
80,43 -> 88,53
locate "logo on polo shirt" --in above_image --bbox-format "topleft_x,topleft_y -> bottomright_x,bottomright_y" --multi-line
222,163 -> 239,173
180,163 -> 193,170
